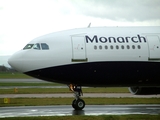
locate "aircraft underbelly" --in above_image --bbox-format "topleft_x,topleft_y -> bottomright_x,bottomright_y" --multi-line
25,61 -> 160,87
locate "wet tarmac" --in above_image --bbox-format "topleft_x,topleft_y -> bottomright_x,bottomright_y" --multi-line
0,105 -> 160,118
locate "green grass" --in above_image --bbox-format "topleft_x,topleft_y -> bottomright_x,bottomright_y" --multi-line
0,82 -> 63,86
0,87 -> 129,94
1,98 -> 160,107
1,115 -> 160,120
0,72 -> 32,79
0,88 -> 70,94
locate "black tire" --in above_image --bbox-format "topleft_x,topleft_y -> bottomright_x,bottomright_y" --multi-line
72,99 -> 76,109
74,99 -> 85,110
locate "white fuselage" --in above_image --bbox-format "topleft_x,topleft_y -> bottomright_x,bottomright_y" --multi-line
9,27 -> 160,72
8,26 -> 160,87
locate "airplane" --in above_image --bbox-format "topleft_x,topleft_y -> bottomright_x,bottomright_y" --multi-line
8,26 -> 160,110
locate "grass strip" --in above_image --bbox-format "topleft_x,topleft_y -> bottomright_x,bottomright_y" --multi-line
0,98 -> 160,107
0,82 -> 63,86
0,88 -> 129,94
1,115 -> 160,120
0,73 -> 32,79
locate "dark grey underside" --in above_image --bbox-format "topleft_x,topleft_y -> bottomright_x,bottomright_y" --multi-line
25,61 -> 160,87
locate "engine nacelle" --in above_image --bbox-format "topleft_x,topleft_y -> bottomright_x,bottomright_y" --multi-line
129,87 -> 160,95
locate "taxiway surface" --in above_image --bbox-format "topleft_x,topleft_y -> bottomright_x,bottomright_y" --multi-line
0,105 -> 160,118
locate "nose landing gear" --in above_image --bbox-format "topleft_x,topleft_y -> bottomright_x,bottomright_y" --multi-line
69,84 -> 85,110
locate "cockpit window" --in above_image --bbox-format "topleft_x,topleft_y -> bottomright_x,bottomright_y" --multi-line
24,43 -> 49,50
23,44 -> 34,50
33,43 -> 41,50
41,43 -> 49,50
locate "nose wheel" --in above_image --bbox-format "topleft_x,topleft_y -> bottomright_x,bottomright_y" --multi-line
72,99 -> 85,110
69,84 -> 85,110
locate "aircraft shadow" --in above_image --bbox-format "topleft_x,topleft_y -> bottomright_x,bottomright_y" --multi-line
72,110 -> 85,115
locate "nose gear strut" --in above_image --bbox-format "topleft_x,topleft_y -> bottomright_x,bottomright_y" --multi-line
69,84 -> 85,110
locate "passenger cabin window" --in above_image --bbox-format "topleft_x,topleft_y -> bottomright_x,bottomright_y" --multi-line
93,45 -> 142,50
99,45 -> 102,50
110,45 -> 113,49
94,45 -> 97,50
41,43 -> 49,50
116,45 -> 119,49
23,44 -> 34,50
138,45 -> 141,49
33,43 -> 41,50
132,45 -> 135,49
121,45 -> 124,49
105,45 -> 108,49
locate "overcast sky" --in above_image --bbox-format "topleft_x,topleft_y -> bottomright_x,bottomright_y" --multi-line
0,0 -> 160,56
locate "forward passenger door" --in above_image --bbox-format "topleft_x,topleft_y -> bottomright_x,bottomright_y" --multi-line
147,35 -> 160,60
71,36 -> 87,62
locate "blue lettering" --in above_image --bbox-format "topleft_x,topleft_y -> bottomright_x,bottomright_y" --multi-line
108,37 -> 116,43
117,37 -> 125,43
125,37 -> 130,43
85,34 -> 147,43
85,35 -> 98,43
131,36 -> 138,43
137,34 -> 146,42
99,37 -> 107,43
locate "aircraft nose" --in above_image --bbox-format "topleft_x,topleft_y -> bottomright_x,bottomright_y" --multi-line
8,51 -> 23,72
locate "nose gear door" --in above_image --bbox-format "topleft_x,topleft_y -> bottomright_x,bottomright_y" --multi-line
71,36 -> 87,62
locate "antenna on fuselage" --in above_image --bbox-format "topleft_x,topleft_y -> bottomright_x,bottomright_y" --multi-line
87,23 -> 91,28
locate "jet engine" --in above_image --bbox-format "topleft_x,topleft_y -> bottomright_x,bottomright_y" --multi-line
129,87 -> 160,95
